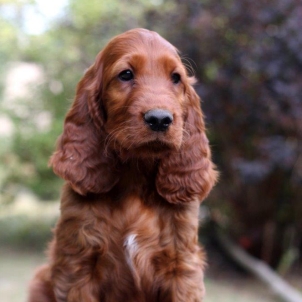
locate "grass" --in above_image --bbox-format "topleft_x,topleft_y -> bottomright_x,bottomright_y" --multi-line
205,278 -> 276,302
0,249 -> 45,302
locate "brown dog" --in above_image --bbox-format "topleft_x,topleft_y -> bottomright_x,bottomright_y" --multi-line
28,28 -> 217,302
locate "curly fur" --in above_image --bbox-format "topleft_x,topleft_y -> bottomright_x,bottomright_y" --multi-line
28,28 -> 217,302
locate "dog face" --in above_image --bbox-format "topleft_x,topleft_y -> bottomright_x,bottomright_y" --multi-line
100,29 -> 191,158
50,28 -> 217,201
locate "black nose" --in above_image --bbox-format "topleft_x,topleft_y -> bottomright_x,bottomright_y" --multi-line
144,109 -> 173,132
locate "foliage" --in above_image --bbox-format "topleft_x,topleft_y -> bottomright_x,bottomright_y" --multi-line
0,213 -> 55,250
0,0 -> 301,266
155,0 -> 302,267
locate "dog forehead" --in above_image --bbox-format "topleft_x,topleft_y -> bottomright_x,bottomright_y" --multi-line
99,29 -> 184,80
103,28 -> 179,62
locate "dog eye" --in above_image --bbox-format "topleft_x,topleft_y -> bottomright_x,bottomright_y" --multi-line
171,73 -> 181,84
118,70 -> 134,81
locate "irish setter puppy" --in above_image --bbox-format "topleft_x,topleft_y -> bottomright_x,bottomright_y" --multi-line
28,28 -> 217,302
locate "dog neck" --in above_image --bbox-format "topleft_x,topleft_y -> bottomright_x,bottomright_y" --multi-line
112,157 -> 159,201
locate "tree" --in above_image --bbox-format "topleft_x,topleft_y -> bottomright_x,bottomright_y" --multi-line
154,0 -> 302,267
1,0 -> 301,267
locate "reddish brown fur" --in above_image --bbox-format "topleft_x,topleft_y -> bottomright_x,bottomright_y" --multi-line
28,28 -> 217,302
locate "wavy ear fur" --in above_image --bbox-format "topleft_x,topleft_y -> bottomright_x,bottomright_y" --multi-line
49,52 -> 120,195
156,85 -> 218,204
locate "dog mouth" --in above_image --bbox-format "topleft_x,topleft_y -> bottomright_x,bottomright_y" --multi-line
134,140 -> 175,156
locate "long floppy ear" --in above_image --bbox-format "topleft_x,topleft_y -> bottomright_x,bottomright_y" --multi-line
49,52 -> 120,195
156,84 -> 218,204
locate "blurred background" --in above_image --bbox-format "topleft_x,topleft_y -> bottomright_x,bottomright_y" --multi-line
0,0 -> 301,301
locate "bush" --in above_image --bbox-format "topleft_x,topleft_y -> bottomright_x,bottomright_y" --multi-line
0,214 -> 56,251
156,0 -> 302,267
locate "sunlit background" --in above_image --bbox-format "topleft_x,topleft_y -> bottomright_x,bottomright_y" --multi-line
0,0 -> 301,301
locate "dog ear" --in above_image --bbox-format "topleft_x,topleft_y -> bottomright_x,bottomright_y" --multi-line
49,52 -> 120,195
156,83 -> 218,204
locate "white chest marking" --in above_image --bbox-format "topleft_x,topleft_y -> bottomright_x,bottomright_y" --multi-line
124,234 -> 138,271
